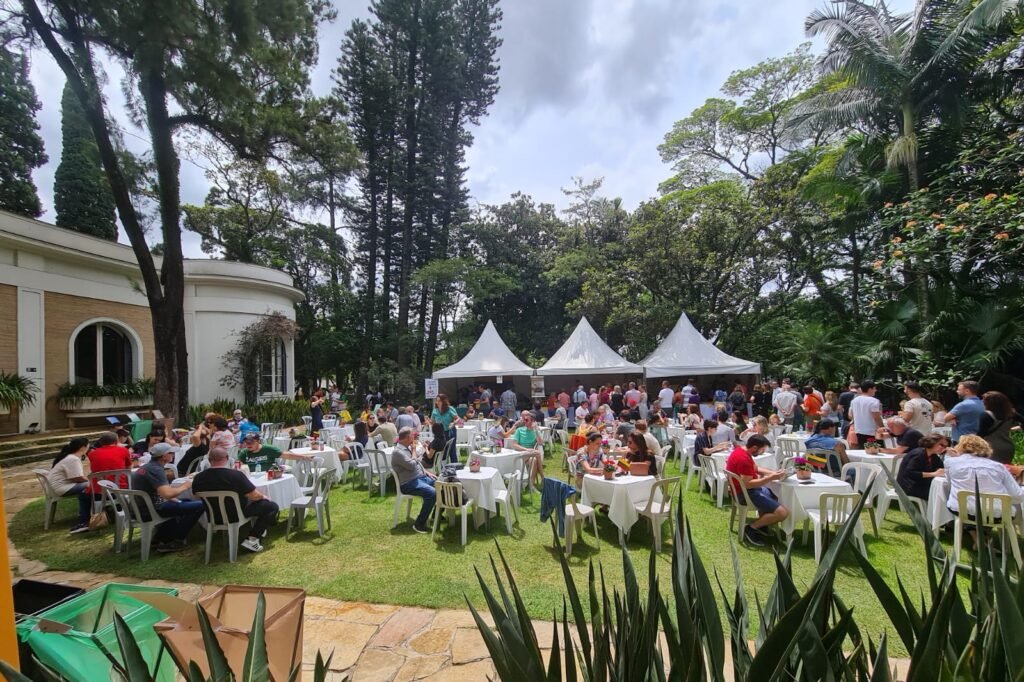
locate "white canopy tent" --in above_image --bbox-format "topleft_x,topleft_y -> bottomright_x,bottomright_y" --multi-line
537,317 -> 642,386
641,312 -> 761,378
432,320 -> 533,401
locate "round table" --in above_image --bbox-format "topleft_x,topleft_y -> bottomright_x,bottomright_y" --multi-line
454,466 -> 507,528
581,473 -> 657,539
846,450 -> 899,476
286,446 -> 342,479
769,472 -> 863,541
473,449 -> 521,476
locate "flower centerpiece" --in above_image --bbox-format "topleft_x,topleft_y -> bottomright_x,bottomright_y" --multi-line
603,461 -> 617,480
310,431 -> 322,451
793,455 -> 812,480
863,438 -> 880,454
469,457 -> 481,473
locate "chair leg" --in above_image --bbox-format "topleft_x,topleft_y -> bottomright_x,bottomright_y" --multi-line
503,502 -> 512,535
1007,526 -> 1023,569
869,508 -> 879,536
44,500 -> 56,530
431,504 -> 441,541
205,525 -> 214,564
952,519 -> 963,567
228,526 -> 239,563
814,522 -> 823,565
652,517 -> 663,553
140,525 -> 153,562
565,518 -> 575,554
460,509 -> 468,546
716,481 -> 725,508
729,506 -> 736,533
802,519 -> 809,546
315,503 -> 325,537
591,515 -> 600,551
392,495 -> 402,529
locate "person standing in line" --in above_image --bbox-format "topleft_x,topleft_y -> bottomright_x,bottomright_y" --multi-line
944,380 -> 985,444
849,380 -> 883,446
900,381 -> 934,435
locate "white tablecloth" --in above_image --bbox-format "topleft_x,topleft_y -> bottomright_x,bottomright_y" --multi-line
455,466 -> 507,528
287,446 -> 342,478
581,474 -> 657,534
465,419 -> 495,433
474,449 -> 521,476
321,418 -> 339,429
667,427 -> 696,460
177,472 -> 301,522
456,426 -> 478,444
272,435 -> 293,451
927,477 -> 954,531
769,472 -> 863,541
712,451 -> 776,472
846,450 -> 899,476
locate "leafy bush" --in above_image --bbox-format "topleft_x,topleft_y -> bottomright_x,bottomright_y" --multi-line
0,372 -> 38,411
471,478 -> 1023,680
56,379 -> 155,407
186,399 -> 307,428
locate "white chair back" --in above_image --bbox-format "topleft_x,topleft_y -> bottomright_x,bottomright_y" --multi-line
435,481 -> 468,510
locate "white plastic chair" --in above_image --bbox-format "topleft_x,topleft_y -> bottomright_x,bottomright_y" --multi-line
288,469 -> 334,538
697,453 -> 728,508
390,470 -> 414,528
302,416 -> 312,433
492,480 -> 519,535
725,471 -> 757,543
841,462 -> 882,535
366,449 -> 390,497
778,438 -> 802,460
566,455 -> 579,482
87,469 -> 132,514
633,477 -> 681,552
432,481 -> 474,546
952,490 -> 1022,571
194,490 -> 253,563
564,493 -> 599,554
96,480 -> 128,553
107,488 -> 170,561
32,469 -> 65,530
802,492 -> 866,564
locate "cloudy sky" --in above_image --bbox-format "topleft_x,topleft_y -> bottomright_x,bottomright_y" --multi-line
24,0 -> 907,257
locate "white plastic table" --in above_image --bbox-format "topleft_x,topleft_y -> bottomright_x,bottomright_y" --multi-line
473,448 -> 521,476
846,450 -> 899,476
769,472 -> 864,542
927,477 -> 954,531
581,473 -> 657,539
455,425 -> 478,445
712,451 -> 776,472
286,446 -> 342,479
455,466 -> 507,528
465,419 -> 495,433
178,472 -> 301,526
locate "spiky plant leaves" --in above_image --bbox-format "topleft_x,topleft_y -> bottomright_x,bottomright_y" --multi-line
112,611 -> 155,681
195,600 -> 233,682
241,592 -> 270,682
992,563 -> 1024,677
854,551 -> 917,652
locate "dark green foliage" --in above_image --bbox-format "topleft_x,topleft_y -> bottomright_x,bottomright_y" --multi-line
54,82 -> 117,239
186,399 -> 307,427
0,41 -> 46,218
55,378 -> 155,407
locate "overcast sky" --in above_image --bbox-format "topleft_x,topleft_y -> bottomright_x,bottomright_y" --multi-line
24,0 -> 907,257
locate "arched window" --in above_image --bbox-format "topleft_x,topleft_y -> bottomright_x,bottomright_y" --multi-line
258,338 -> 286,395
70,320 -> 140,385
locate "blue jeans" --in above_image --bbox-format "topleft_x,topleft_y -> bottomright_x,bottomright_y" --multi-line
66,482 -> 91,524
154,499 -> 205,542
400,476 -> 437,528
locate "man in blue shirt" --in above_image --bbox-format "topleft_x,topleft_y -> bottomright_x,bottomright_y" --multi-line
945,380 -> 985,443
804,419 -> 849,465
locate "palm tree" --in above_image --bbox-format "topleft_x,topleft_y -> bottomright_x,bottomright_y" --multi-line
792,0 -> 1021,191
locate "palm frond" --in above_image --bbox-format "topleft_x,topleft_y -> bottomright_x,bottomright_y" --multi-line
884,132 -> 919,170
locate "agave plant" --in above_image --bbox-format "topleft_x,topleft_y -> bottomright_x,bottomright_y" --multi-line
471,479 -> 1023,681
0,592 -> 339,682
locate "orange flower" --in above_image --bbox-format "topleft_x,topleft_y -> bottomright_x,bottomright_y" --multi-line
873,260 -> 884,270
891,236 -> 902,244
883,202 -> 893,208
995,232 -> 1010,240
935,223 -> 946,230
893,249 -> 904,257
956,202 -> 970,211
952,225 -> 964,233
931,213 -> 942,219
984,193 -> 998,201
905,220 -> 917,228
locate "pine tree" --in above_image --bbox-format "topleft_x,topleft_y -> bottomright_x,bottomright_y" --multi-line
0,41 -> 46,217
54,82 -> 117,239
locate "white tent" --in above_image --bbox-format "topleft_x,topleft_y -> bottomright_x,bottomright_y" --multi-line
433,320 -> 534,379
537,317 -> 642,376
641,312 -> 761,378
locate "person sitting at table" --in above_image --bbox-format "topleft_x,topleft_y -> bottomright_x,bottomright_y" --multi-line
740,415 -> 770,442
711,419 -> 737,447
505,410 -> 545,489
489,400 -> 505,419
897,434 -> 947,502
768,413 -> 783,427
574,432 -> 605,485
88,431 -> 133,490
648,413 -> 670,447
615,411 -> 635,440
238,433 -> 283,469
49,437 -> 92,534
395,405 -> 421,432
726,434 -> 789,546
877,417 -> 922,455
130,443 -> 204,553
945,434 -> 1023,545
464,404 -> 477,420
391,427 -> 437,533
682,404 -> 703,430
633,420 -> 662,460
576,413 -> 598,438
427,422 -> 455,465
732,411 -> 748,434
487,418 -> 507,447
693,420 -> 730,466
624,432 -> 658,476
596,404 -> 615,428
227,409 -> 246,434
192,447 -> 279,553
132,429 -> 166,457
340,420 -> 370,461
208,416 -> 236,453
804,419 -> 849,466
370,417 -> 399,446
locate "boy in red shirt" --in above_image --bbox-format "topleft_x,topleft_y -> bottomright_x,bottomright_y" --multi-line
87,431 -> 133,492
725,434 -> 789,546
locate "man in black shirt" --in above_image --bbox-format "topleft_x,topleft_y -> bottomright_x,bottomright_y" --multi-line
130,443 -> 203,553
837,383 -> 858,433
879,417 -> 923,454
192,447 -> 280,553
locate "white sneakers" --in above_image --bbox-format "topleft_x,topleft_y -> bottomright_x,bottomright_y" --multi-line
241,537 -> 264,552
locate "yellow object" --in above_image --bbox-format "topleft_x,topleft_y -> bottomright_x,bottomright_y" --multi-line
0,467 -> 19,668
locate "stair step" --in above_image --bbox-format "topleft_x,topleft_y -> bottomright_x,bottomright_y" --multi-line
0,431 -> 106,454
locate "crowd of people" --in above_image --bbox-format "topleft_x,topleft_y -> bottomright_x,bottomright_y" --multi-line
42,374 -> 1021,553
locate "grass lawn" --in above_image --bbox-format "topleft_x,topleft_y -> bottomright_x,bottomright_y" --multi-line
10,449 -> 949,657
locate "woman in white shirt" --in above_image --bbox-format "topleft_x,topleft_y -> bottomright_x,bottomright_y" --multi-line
945,434 -> 1023,521
48,437 -> 92,533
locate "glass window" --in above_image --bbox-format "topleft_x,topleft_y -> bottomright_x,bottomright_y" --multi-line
72,322 -> 135,385
259,338 -> 286,395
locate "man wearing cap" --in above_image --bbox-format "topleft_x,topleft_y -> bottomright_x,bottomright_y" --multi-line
130,443 -> 205,553
238,433 -> 284,469
193,447 -> 279,553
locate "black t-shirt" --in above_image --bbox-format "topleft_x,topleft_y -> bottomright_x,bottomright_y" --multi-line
610,392 -> 624,414
897,428 -> 923,451
838,391 -> 855,414
192,467 -> 255,522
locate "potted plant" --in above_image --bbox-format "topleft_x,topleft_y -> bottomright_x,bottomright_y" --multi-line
469,457 -> 481,473
57,378 -> 154,411
793,455 -> 813,480
0,372 -> 38,415
863,438 -> 880,455
602,462 -> 617,480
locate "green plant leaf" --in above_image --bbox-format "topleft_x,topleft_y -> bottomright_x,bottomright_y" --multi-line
196,601 -> 233,682
854,550 -> 916,652
242,591 -> 270,681
112,610 -> 156,681
992,562 -> 1024,676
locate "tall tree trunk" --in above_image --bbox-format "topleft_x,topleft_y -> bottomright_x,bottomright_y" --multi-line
381,129 -> 396,334
395,0 -> 421,366
415,207 -> 434,368
359,145 -> 379,397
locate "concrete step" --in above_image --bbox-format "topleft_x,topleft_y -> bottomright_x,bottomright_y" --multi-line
0,430 -> 106,468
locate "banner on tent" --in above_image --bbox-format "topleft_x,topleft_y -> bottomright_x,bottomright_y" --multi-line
530,376 -> 545,398
424,379 -> 438,399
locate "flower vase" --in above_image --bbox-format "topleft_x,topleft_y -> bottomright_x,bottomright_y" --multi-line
864,445 -> 879,455
796,469 -> 812,481
603,470 -> 615,480
469,462 -> 480,473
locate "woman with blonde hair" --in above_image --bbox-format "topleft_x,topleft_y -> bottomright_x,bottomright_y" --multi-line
931,400 -> 948,427
820,391 -> 839,421
945,434 -> 1023,521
